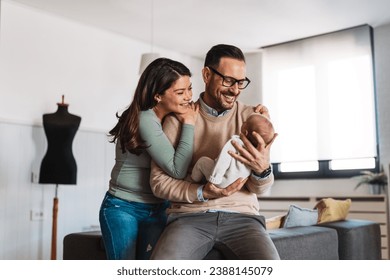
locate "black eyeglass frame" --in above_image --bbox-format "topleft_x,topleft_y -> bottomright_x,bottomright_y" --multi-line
208,66 -> 251,89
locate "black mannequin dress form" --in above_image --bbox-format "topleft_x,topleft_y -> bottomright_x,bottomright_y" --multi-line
39,102 -> 81,184
39,97 -> 81,260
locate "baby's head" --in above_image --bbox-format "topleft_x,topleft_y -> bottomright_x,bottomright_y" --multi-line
241,114 -> 275,147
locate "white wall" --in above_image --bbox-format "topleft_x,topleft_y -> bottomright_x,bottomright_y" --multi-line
0,0 -> 203,131
0,0 -> 202,260
240,51 -> 263,106
373,23 -> 390,231
374,24 -> 390,167
0,122 -> 113,259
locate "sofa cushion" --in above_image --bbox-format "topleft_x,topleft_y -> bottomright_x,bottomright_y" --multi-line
63,231 -> 106,260
283,205 -> 318,228
266,214 -> 286,229
316,219 -> 381,260
268,226 -> 339,260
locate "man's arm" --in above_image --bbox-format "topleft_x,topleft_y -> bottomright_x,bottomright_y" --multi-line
246,172 -> 274,195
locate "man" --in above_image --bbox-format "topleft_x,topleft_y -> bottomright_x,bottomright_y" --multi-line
149,44 -> 280,260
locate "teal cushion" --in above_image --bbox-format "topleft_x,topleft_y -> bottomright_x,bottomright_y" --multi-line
283,204 -> 318,228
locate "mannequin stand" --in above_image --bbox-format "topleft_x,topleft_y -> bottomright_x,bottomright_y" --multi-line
51,184 -> 59,260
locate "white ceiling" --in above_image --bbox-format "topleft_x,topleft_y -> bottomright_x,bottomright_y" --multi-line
7,0 -> 390,58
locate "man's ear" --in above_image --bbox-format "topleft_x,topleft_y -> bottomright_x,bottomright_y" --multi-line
202,67 -> 211,83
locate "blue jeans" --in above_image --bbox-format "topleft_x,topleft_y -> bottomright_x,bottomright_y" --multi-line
99,192 -> 169,260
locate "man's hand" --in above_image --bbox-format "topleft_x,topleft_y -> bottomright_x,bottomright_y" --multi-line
203,178 -> 248,200
228,131 -> 278,174
254,104 -> 270,119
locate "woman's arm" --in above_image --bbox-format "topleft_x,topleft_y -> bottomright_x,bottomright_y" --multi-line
139,110 -> 194,179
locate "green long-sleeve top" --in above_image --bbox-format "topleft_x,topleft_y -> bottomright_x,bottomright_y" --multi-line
108,109 -> 194,203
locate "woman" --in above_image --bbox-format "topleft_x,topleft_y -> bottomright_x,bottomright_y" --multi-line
99,58 -> 198,260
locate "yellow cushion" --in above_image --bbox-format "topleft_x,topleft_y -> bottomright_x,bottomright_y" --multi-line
266,214 -> 286,229
314,198 -> 351,224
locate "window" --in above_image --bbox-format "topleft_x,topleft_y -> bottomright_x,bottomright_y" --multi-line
261,25 -> 379,179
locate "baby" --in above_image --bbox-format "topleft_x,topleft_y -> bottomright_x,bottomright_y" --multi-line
191,113 -> 275,189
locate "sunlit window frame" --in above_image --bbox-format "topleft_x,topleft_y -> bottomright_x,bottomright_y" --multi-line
272,158 -> 379,179
263,25 -> 380,180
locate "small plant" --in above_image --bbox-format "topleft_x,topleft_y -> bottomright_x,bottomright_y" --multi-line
352,170 -> 388,192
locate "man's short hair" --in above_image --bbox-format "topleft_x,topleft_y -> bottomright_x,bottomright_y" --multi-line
204,44 -> 246,68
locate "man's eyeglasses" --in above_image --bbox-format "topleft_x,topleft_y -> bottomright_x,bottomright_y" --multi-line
208,67 -> 251,89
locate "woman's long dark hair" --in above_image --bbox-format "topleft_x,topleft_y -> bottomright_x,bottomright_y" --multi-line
109,57 -> 191,154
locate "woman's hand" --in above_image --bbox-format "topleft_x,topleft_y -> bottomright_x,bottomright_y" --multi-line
175,102 -> 199,125
254,104 -> 270,119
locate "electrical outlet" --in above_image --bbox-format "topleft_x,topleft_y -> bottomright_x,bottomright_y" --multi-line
30,209 -> 45,221
31,172 -> 39,183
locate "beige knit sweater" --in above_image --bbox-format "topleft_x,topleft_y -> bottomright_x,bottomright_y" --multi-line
150,100 -> 274,215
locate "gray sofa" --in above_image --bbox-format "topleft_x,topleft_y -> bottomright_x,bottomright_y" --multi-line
63,219 -> 381,260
